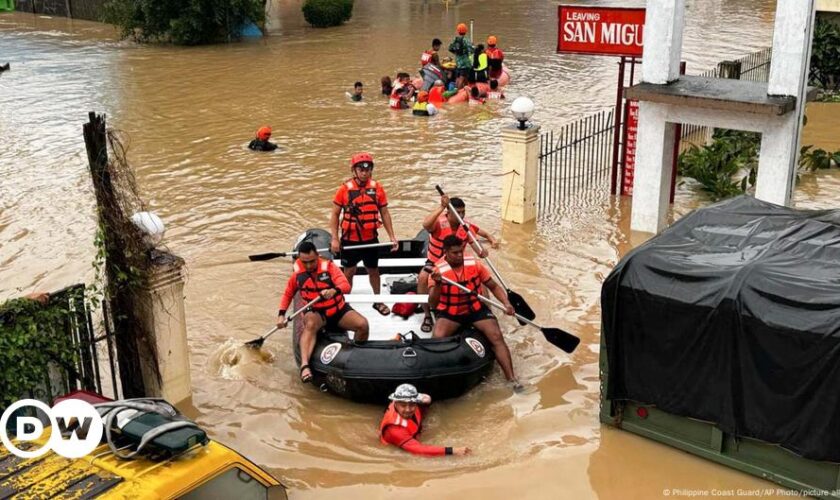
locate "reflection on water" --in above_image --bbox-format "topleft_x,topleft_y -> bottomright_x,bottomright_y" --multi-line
3,0 -> 838,497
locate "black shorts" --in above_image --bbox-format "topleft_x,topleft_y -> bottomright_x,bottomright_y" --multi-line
318,304 -> 353,331
340,238 -> 380,268
435,305 -> 496,325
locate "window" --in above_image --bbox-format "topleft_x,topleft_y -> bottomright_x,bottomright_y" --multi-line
179,467 -> 268,500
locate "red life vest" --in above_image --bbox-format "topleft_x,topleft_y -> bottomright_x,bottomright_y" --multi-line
340,178 -> 382,242
486,47 -> 504,78
292,258 -> 345,317
389,87 -> 404,109
427,214 -> 477,263
420,50 -> 434,66
379,402 -> 423,445
434,257 -> 484,316
429,86 -> 446,105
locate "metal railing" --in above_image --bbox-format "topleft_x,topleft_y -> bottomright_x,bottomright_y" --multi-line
20,284 -> 120,404
538,107 -> 615,211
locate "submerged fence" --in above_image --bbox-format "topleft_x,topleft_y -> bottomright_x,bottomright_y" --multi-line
538,108 -> 615,211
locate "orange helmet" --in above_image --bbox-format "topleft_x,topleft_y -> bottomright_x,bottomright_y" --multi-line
417,91 -> 429,103
256,126 -> 272,141
487,35 -> 497,46
350,152 -> 374,169
456,23 -> 467,35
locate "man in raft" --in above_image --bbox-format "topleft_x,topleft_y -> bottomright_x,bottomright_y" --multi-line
418,194 -> 498,332
380,383 -> 471,457
277,241 -> 369,383
330,152 -> 399,316
428,235 -> 519,387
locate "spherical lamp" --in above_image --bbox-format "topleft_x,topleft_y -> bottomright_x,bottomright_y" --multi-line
511,97 -> 535,130
131,211 -> 166,248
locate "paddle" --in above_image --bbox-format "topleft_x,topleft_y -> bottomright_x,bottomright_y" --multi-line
248,242 -> 394,262
244,297 -> 321,349
440,276 -> 580,354
435,185 -> 536,324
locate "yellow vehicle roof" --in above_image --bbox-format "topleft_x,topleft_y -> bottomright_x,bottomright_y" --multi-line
0,431 -> 279,498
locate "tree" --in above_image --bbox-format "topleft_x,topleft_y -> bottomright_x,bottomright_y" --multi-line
102,0 -> 266,45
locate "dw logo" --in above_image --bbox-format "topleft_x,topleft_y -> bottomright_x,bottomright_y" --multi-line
0,399 -> 104,459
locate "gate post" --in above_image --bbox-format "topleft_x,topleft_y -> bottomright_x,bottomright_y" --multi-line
135,250 -> 193,405
500,124 -> 541,224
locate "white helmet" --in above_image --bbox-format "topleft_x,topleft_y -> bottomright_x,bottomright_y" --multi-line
388,383 -> 423,403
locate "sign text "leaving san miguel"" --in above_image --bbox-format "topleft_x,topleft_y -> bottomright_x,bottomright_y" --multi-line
557,6 -> 646,57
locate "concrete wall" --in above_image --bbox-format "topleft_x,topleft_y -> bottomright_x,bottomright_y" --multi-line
14,0 -> 106,21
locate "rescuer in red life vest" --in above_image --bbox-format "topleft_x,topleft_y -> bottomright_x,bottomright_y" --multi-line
277,241 -> 369,383
329,152 -> 399,316
417,194 -> 499,333
428,235 -> 519,387
380,383 -> 471,457
485,35 -> 505,80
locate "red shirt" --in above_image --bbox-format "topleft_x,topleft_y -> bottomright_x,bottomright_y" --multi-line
382,426 -> 447,456
333,179 -> 388,242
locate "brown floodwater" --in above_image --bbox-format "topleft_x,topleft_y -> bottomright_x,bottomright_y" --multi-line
2,0 -> 839,497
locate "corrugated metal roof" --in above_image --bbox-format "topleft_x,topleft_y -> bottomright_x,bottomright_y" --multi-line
0,441 -> 122,498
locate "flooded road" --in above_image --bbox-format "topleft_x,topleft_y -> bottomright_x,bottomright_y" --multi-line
1,0 -> 838,497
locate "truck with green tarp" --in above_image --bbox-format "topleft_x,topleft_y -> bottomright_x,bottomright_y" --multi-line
600,196 -> 840,498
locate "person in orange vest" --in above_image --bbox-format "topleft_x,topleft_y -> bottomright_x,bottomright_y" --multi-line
485,35 -> 505,81
487,79 -> 505,100
428,235 -> 518,386
248,125 -> 278,151
330,152 -> 399,316
417,194 -> 499,332
420,38 -> 443,70
428,80 -> 446,106
380,383 -> 471,457
277,241 -> 369,383
389,73 -> 414,110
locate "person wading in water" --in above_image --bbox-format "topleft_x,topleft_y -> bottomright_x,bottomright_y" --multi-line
379,383 -> 471,457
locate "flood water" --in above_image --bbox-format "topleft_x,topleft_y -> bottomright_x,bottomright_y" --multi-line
2,0 -> 839,498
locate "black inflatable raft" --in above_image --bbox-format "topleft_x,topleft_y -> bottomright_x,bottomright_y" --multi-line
290,229 -> 495,403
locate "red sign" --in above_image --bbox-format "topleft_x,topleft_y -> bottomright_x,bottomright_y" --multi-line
621,100 -> 639,196
557,6 -> 645,57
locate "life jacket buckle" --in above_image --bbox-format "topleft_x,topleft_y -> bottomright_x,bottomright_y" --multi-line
402,347 -> 417,358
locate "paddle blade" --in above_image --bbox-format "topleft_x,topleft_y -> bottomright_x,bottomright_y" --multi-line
541,327 -> 580,354
508,290 -> 535,325
248,252 -> 287,262
244,337 -> 266,349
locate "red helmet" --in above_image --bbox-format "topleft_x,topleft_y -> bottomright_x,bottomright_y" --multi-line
456,23 -> 467,35
256,126 -> 272,141
350,152 -> 374,169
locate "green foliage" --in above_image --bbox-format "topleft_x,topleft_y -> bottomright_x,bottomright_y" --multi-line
102,0 -> 266,45
810,18 -> 840,91
301,0 -> 353,28
678,129 -> 760,200
799,145 -> 840,171
0,293 -> 81,409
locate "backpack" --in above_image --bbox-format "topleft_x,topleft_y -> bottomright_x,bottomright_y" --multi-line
392,292 -> 421,318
